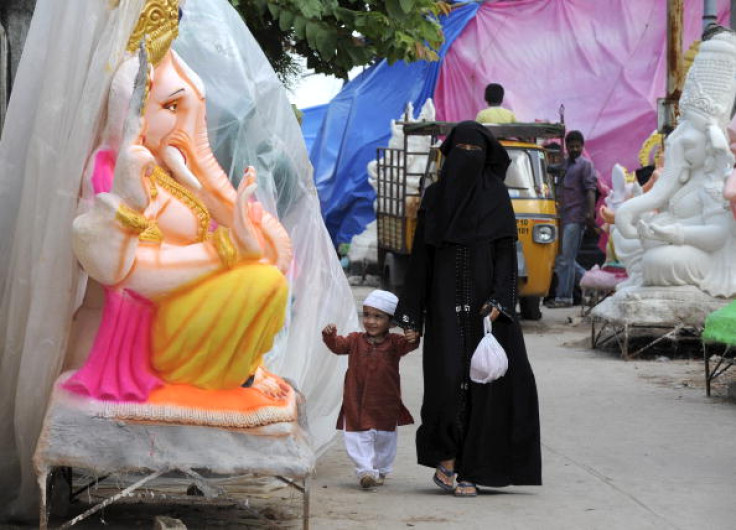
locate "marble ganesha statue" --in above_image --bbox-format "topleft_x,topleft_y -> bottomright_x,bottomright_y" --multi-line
63,6 -> 295,426
613,29 -> 736,298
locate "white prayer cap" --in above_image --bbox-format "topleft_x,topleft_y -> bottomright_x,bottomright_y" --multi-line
363,289 -> 399,316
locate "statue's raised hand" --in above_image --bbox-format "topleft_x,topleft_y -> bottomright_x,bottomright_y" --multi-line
231,166 -> 265,260
111,47 -> 154,212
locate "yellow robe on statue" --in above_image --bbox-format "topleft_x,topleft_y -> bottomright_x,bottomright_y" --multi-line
151,262 -> 289,389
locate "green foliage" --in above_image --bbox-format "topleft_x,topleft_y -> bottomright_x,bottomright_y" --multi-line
227,0 -> 448,81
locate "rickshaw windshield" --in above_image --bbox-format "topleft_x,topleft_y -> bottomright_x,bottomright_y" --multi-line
504,148 -> 554,199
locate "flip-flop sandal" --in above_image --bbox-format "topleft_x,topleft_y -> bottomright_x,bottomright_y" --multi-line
432,464 -> 455,492
454,481 -> 478,497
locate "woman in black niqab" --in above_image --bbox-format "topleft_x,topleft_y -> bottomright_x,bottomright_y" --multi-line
395,121 -> 541,496
423,121 -> 517,246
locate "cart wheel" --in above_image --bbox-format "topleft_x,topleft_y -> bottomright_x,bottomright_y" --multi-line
380,252 -> 408,294
519,296 -> 542,320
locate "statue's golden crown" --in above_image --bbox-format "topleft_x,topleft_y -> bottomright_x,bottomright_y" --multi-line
126,0 -> 180,66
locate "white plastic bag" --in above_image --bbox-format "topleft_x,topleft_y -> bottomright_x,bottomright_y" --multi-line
469,316 -> 508,384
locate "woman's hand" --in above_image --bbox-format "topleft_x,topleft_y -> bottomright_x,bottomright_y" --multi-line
404,329 -> 419,343
322,324 -> 337,335
480,303 -> 501,322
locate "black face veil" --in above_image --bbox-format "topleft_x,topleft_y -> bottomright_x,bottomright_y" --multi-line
423,121 -> 517,246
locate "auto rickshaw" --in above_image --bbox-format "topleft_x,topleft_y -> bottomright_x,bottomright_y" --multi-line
375,121 -> 564,319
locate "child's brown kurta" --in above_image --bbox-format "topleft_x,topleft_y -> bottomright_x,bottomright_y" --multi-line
322,331 -> 418,432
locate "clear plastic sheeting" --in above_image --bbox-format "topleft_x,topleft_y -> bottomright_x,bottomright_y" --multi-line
0,0 -> 355,520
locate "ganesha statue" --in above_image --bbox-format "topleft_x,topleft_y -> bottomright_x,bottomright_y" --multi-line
613,29 -> 736,298
63,1 -> 295,426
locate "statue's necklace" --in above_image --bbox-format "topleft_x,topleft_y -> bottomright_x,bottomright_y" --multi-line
149,165 -> 211,242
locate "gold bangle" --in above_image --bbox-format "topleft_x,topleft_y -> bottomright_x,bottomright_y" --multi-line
116,204 -> 149,233
115,204 -> 163,243
213,226 -> 238,268
139,223 -> 163,243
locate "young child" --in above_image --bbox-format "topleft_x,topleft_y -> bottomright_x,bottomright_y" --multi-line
322,289 -> 419,489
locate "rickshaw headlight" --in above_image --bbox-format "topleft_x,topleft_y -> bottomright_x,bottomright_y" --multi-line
533,224 -> 556,244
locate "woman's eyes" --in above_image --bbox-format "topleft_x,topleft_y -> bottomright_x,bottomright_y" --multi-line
456,143 -> 482,151
163,101 -> 178,112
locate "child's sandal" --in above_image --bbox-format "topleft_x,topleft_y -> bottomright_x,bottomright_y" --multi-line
432,464 -> 455,492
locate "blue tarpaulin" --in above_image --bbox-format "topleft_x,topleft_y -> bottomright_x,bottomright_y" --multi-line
304,3 -> 480,245
300,104 -> 327,154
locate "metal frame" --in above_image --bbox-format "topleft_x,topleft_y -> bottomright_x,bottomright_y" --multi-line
591,318 -> 702,359
376,145 -> 412,254
703,343 -> 735,397
580,287 -> 614,318
41,467 -> 311,529
401,121 -> 566,141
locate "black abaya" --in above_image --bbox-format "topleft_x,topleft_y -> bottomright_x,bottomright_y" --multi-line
397,211 -> 542,487
395,122 -> 541,487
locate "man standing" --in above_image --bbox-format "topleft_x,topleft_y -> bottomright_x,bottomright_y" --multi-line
546,130 -> 597,308
475,83 -> 517,124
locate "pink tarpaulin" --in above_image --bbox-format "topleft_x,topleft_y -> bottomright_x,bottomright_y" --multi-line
435,0 -> 730,186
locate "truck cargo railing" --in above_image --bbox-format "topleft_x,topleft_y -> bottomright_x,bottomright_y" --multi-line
375,146 -> 424,254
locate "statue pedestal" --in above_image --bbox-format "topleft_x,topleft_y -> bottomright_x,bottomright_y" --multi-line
34,374 -> 314,529
590,286 -> 732,358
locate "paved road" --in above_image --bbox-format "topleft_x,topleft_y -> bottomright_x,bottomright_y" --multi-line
24,288 -> 736,529
310,287 -> 736,529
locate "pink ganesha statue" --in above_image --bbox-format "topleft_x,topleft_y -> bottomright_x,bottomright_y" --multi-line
63,20 -> 296,426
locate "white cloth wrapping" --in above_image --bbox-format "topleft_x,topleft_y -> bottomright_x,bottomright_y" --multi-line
363,289 -> 399,316
0,0 -> 356,520
469,316 -> 508,384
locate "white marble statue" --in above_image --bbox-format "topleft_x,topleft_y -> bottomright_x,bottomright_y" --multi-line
613,29 -> 736,297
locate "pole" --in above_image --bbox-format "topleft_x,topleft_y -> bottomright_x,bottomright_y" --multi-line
661,0 -> 683,133
0,21 -> 6,137
703,0 -> 717,30
667,0 -> 683,101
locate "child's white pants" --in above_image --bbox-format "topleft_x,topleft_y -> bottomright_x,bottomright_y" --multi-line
343,429 -> 398,478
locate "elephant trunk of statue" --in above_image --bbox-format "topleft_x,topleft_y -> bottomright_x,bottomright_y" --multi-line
192,111 -> 238,212
165,111 -> 237,225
